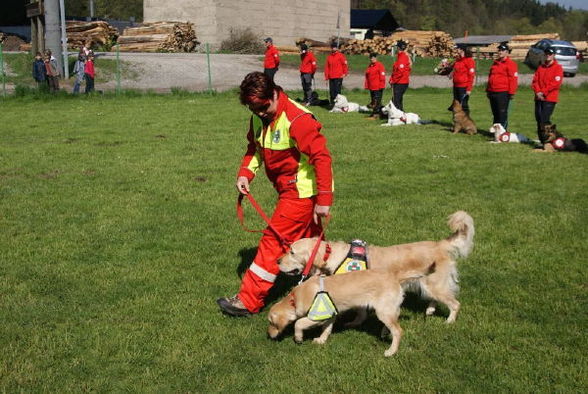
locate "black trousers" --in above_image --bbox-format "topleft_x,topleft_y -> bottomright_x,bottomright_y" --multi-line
487,91 -> 510,129
392,83 -> 408,111
370,89 -> 384,115
301,73 -> 313,103
85,73 -> 95,93
264,68 -> 278,82
328,78 -> 343,105
453,87 -> 470,114
535,100 -> 557,143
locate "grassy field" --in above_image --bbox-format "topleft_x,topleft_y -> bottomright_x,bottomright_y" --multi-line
1,85 -> 587,391
279,53 -> 588,76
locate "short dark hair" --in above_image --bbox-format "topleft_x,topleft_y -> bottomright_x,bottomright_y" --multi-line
369,52 -> 378,58
239,71 -> 281,106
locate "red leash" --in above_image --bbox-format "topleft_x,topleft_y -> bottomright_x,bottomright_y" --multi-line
236,192 -> 291,246
236,192 -> 331,282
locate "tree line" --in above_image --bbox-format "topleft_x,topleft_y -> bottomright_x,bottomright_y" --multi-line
353,0 -> 588,40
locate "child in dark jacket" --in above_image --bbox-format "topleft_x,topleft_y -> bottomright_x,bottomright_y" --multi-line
32,52 -> 46,87
72,54 -> 85,94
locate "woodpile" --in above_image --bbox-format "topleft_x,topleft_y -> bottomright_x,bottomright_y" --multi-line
66,20 -> 119,49
571,41 -> 587,59
477,33 -> 560,60
336,30 -> 455,57
116,22 -> 200,52
0,33 -> 27,51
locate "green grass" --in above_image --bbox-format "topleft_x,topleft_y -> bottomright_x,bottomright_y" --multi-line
1,86 -> 587,391
279,53 -> 588,76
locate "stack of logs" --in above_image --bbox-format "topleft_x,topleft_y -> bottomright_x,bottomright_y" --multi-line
333,30 -> 455,57
116,22 -> 200,52
66,20 -> 119,49
478,33 -> 560,60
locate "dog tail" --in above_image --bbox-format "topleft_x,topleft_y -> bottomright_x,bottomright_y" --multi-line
395,262 -> 436,283
446,211 -> 475,259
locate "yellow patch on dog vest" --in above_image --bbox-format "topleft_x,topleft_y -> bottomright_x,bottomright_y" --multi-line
308,275 -> 338,321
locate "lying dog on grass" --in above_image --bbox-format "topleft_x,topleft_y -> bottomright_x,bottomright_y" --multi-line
539,123 -> 588,153
279,211 -> 474,323
489,123 -> 532,144
267,264 -> 434,356
380,100 -> 421,126
329,94 -> 370,113
451,100 -> 477,135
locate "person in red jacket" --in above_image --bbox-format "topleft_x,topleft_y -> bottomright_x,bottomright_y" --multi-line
217,71 -> 334,317
449,45 -> 476,115
84,53 -> 95,93
364,53 -> 386,118
486,42 -> 518,129
389,40 -> 411,111
263,37 -> 280,82
532,47 -> 563,144
324,42 -> 348,107
299,43 -> 317,105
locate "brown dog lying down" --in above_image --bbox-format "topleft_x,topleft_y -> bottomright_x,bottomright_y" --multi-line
267,265 -> 433,356
278,211 -> 474,323
451,100 -> 477,135
540,123 -> 588,153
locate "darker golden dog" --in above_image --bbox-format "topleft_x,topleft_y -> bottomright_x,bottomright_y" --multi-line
452,100 -> 477,135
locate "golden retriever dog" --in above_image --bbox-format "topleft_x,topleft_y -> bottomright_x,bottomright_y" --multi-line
278,211 -> 474,323
267,265 -> 433,357
451,100 -> 477,135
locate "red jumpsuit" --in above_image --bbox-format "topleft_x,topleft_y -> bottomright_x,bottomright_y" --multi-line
236,91 -> 334,313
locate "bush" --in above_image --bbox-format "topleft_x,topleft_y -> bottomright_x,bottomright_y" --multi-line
219,28 -> 264,54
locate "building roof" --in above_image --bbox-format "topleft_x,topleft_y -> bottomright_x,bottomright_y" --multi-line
350,9 -> 399,31
454,35 -> 513,46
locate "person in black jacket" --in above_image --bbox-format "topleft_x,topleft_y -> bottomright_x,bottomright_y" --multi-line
32,52 -> 46,88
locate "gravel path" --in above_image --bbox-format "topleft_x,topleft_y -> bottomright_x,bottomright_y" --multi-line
99,52 -> 588,92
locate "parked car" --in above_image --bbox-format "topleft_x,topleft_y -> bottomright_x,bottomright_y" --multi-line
524,39 -> 580,77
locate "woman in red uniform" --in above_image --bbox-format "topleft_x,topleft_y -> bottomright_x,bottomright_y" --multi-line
389,40 -> 411,111
217,72 -> 334,317
324,42 -> 349,107
486,42 -> 518,129
532,47 -> 563,144
299,43 -> 317,105
364,53 -> 386,118
449,45 -> 476,115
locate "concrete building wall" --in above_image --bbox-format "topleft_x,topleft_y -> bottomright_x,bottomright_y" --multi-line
144,0 -> 349,48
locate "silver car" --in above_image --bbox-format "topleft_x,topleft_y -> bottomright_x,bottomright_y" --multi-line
524,39 -> 580,77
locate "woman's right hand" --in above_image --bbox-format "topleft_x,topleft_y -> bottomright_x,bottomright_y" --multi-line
236,176 -> 250,195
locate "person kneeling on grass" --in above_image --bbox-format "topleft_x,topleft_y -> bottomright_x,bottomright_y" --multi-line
217,71 -> 334,317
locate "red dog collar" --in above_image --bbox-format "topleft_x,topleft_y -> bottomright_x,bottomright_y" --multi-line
323,243 -> 332,262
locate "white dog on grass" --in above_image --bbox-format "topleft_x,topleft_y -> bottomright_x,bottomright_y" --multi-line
380,100 -> 421,126
489,123 -> 532,144
329,94 -> 370,113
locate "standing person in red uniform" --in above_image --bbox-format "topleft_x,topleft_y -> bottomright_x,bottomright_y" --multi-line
324,42 -> 348,107
364,53 -> 386,118
486,42 -> 518,129
299,43 -> 317,105
532,47 -> 563,145
84,53 -> 95,93
263,37 -> 280,82
217,72 -> 334,317
389,40 -> 411,111
449,45 -> 476,115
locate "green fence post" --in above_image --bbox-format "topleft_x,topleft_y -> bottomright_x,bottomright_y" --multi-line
116,44 -> 121,93
0,43 -> 5,98
206,43 -> 212,93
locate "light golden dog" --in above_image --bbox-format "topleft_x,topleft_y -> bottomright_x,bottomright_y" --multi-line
278,211 -> 474,323
267,266 -> 433,356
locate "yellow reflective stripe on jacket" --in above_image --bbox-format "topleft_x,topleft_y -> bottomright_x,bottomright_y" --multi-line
251,99 -> 318,199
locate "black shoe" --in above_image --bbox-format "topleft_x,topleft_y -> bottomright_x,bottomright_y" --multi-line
217,295 -> 251,317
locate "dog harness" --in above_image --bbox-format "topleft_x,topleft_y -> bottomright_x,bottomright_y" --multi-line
308,275 -> 338,321
334,239 -> 369,275
552,137 -> 566,150
499,131 -> 512,142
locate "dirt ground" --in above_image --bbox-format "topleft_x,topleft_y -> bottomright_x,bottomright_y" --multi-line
97,52 -> 588,92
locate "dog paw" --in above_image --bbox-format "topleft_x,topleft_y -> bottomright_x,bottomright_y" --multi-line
384,349 -> 397,357
294,336 -> 304,344
313,337 -> 327,345
425,306 -> 436,316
